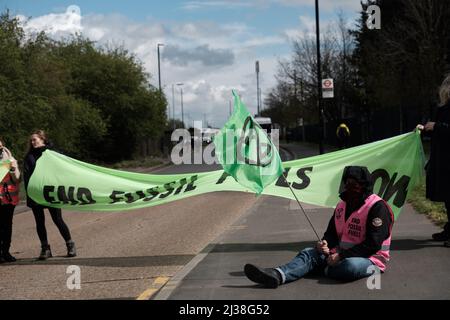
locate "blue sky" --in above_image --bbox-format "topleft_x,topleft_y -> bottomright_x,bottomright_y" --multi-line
1,0 -> 362,127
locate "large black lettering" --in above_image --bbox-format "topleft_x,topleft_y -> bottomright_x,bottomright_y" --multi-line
144,187 -> 160,202
371,169 -> 391,197
77,188 -> 96,205
125,191 -> 146,204
57,186 -> 70,204
110,191 -> 125,204
382,173 -> 410,208
43,186 -> 60,204
216,172 -> 231,185
174,178 -> 188,195
56,186 -> 79,205
185,175 -> 198,192
292,167 -> 313,190
159,182 -> 176,199
67,187 -> 78,205
275,168 -> 291,187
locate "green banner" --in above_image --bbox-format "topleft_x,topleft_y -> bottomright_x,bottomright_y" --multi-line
28,131 -> 425,219
214,91 -> 284,194
0,160 -> 11,181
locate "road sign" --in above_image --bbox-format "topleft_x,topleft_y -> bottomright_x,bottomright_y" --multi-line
322,78 -> 334,99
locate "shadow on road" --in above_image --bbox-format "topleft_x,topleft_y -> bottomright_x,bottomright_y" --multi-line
210,239 -> 445,255
390,239 -> 446,250
210,242 -> 316,253
1,254 -> 196,268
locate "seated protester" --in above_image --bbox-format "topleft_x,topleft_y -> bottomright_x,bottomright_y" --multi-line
244,166 -> 394,288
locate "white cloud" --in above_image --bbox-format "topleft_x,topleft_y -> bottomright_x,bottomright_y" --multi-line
277,0 -> 361,12
243,36 -> 285,47
16,5 -> 283,127
181,1 -> 254,10
18,5 -> 82,36
284,13 -> 341,43
181,0 -> 362,13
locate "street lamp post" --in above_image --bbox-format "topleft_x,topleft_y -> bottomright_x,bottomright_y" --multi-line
256,61 -> 260,116
172,84 -> 176,130
177,83 -> 184,128
315,0 -> 325,154
157,43 -> 164,92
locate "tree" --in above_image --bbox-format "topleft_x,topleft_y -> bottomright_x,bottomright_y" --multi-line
0,10 -> 168,162
352,0 -> 450,135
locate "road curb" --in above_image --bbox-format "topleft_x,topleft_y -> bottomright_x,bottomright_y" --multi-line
152,196 -> 266,300
152,243 -> 216,300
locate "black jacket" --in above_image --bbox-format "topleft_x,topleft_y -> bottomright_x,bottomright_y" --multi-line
23,146 -> 47,208
425,103 -> 450,202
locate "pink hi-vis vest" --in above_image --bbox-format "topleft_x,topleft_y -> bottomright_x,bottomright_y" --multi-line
334,194 -> 394,272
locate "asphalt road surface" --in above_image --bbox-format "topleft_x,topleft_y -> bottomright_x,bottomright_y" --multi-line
0,147 -> 293,300
1,195 -> 258,300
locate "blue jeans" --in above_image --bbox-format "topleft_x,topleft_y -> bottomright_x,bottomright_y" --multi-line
276,247 -> 376,283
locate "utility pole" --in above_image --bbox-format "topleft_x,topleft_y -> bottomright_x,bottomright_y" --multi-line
157,44 -> 164,92
256,61 -> 260,116
172,84 -> 176,130
157,43 -> 166,142
315,0 -> 325,154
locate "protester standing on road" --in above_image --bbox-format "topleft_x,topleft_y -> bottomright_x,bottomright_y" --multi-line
0,139 -> 20,263
23,130 -> 77,260
244,166 -> 394,288
336,123 -> 351,149
417,74 -> 450,247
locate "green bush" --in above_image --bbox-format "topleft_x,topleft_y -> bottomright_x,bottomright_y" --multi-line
0,11 -> 167,163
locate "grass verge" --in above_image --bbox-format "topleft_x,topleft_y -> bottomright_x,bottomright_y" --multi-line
408,181 -> 448,227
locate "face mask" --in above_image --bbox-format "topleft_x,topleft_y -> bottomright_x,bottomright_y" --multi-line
343,180 -> 364,203
345,181 -> 363,194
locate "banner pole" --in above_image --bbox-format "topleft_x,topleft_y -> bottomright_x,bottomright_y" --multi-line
282,174 -> 322,242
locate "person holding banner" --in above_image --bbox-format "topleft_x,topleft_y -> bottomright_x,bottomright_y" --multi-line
23,130 -> 77,260
417,74 -> 450,247
244,166 -> 394,288
0,139 -> 20,263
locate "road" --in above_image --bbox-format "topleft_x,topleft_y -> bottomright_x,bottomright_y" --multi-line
0,147 -> 293,300
3,143 -> 447,300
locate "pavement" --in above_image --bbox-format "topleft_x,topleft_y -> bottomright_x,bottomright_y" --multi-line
154,141 -> 450,300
